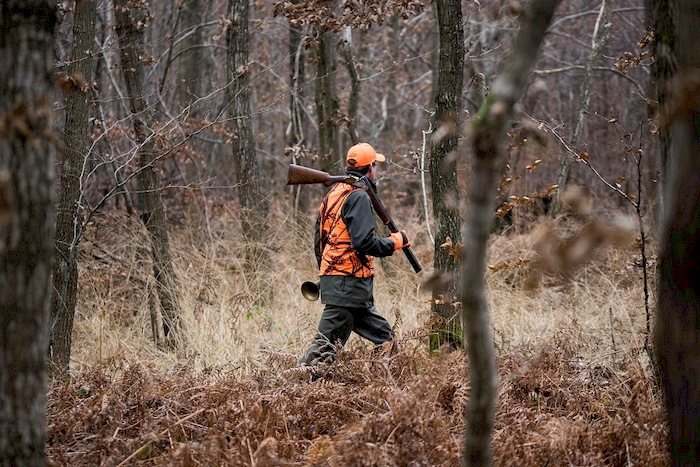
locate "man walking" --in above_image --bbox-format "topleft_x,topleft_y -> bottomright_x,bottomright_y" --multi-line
300,143 -> 411,367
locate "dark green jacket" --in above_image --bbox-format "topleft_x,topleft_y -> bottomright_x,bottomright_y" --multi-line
314,170 -> 396,307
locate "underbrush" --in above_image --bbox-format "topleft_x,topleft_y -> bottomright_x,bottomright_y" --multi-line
47,341 -> 668,466
49,203 -> 668,465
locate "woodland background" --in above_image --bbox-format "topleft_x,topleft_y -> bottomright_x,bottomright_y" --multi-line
0,0 -> 689,465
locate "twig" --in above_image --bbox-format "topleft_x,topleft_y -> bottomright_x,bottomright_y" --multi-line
246,437 -> 256,467
536,118 -> 637,205
633,123 -> 653,363
609,307 -> 617,369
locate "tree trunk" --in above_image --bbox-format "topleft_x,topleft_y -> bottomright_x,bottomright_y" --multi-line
175,0 -> 203,113
380,15 -> 400,140
465,0 -> 561,464
654,0 -> 700,463
429,0 -> 464,351
339,25 -> 360,145
645,0 -> 675,227
227,0 -> 269,306
0,1 -> 58,464
114,0 -> 181,348
287,2 -> 311,215
49,0 -> 96,377
314,4 -> 340,173
288,0 -> 306,151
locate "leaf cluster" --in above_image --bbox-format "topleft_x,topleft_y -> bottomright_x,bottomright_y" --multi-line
273,0 -> 425,33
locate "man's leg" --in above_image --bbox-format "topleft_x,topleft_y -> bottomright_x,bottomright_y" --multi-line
351,304 -> 393,345
300,304 -> 354,365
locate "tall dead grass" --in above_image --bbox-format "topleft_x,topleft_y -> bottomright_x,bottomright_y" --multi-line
48,199 -> 668,465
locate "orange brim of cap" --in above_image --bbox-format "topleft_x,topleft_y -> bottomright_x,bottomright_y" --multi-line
375,153 -> 386,162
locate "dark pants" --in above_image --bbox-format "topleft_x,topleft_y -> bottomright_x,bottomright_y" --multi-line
300,303 -> 393,366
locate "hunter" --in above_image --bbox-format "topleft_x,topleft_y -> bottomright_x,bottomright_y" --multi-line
300,142 -> 412,368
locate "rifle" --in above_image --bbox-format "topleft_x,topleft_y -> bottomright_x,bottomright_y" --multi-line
287,164 -> 423,273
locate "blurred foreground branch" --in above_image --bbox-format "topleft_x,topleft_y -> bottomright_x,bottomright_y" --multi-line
464,0 -> 561,464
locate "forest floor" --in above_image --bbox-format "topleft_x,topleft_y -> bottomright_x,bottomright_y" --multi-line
46,204 -> 670,466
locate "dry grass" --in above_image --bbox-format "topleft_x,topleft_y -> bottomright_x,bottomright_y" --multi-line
47,200 -> 669,465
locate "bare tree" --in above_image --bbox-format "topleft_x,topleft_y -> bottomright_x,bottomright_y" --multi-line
429,0 -> 464,350
287,0 -> 307,152
654,0 -> 700,463
287,0 -> 312,215
645,0 -> 674,224
314,0 -> 340,172
550,0 -> 612,216
174,0 -> 204,112
465,0 -> 561,464
114,0 -> 182,348
227,0 -> 270,305
49,0 -> 96,376
338,24 -> 360,145
227,0 -> 265,222
379,14 -> 401,140
0,0 -> 58,464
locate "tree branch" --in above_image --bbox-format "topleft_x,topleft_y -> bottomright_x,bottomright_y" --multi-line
464,0 -> 561,464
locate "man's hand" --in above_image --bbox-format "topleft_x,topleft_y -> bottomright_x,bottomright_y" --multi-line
389,231 -> 411,251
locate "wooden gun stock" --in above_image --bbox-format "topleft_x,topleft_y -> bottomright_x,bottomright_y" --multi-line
286,164 -> 355,187
286,164 -> 423,274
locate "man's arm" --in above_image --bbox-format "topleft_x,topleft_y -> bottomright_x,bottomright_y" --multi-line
343,190 -> 396,257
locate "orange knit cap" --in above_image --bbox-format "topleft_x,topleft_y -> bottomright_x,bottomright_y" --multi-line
346,143 -> 386,167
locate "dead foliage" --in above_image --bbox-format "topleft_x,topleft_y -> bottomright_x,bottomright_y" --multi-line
52,196 -> 667,465
488,186 -> 639,291
47,342 -> 668,466
496,349 -> 668,466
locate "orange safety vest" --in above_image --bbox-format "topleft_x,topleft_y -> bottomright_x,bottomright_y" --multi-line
318,183 -> 374,277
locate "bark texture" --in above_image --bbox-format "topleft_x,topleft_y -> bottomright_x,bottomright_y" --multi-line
175,0 -> 203,111
227,0 -> 269,305
227,0 -> 264,219
0,1 -> 58,464
50,0 -> 96,376
314,2 -> 340,172
654,0 -> 700,464
645,0 -> 675,225
429,0 -> 464,350
465,0 -> 561,464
